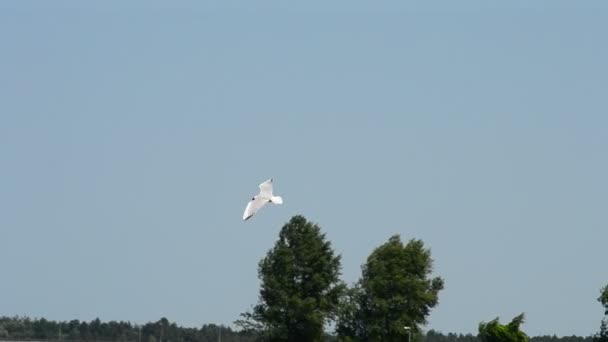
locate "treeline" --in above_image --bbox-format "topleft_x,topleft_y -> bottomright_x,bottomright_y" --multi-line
423,330 -> 593,342
0,316 -> 595,342
529,335 -> 593,342
0,317 -> 255,342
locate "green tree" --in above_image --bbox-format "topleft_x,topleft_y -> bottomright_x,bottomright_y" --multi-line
237,215 -> 344,341
478,313 -> 528,342
595,321 -> 608,342
599,285 -> 608,315
335,285 -> 366,341
337,235 -> 444,341
594,285 -> 608,342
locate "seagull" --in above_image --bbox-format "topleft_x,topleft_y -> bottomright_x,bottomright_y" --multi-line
243,178 -> 283,221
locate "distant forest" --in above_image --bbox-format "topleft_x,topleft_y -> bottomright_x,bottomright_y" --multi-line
0,316 -> 594,342
423,330 -> 593,342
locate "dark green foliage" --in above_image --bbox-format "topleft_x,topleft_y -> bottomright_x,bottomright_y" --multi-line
478,313 -> 528,342
423,330 -> 482,342
334,285 -> 366,341
423,330 -> 593,342
593,320 -> 608,342
336,235 -> 444,341
0,315 -> 598,342
0,316 -> 257,342
237,215 -> 344,341
529,336 -> 592,342
599,285 -> 608,316
594,284 -> 608,342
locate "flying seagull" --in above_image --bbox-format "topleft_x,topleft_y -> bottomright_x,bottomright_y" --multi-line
243,178 -> 283,221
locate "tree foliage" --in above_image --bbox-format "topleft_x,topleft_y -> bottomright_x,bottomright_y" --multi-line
336,235 -> 444,341
0,316 -> 255,342
237,215 -> 344,341
594,284 -> 608,342
478,313 -> 528,342
0,315 -> 599,342
594,320 -> 608,342
423,330 -> 592,342
599,285 -> 608,315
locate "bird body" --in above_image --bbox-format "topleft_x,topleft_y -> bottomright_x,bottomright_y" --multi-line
243,179 -> 283,220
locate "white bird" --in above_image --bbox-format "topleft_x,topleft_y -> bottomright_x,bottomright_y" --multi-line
243,178 -> 283,221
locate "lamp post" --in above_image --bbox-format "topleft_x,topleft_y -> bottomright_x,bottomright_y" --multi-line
404,326 -> 411,342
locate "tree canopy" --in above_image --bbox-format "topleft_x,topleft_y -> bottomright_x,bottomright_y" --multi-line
478,313 -> 528,342
0,316 -> 254,342
237,215 -> 344,341
599,285 -> 608,315
423,330 -> 591,342
594,284 -> 608,342
336,235 -> 444,341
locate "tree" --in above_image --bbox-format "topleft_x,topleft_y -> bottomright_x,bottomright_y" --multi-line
237,215 -> 344,341
337,235 -> 444,341
595,320 -> 608,342
478,313 -> 528,342
594,285 -> 608,342
599,285 -> 608,315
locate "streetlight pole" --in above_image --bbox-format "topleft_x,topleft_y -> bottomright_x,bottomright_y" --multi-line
404,326 -> 411,342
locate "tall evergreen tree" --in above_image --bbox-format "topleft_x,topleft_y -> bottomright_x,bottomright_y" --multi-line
237,215 -> 344,341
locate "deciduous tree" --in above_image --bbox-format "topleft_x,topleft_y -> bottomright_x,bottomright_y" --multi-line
238,215 -> 344,341
337,235 -> 444,341
478,313 -> 528,342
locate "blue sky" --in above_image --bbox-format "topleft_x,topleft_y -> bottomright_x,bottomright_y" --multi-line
1,0 -> 607,336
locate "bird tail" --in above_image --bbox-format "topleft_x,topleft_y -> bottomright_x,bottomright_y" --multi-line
270,196 -> 283,204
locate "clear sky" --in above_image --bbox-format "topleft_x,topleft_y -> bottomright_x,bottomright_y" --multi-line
1,0 -> 607,337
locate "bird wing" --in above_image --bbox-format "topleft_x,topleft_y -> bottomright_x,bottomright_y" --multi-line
243,196 -> 268,221
258,178 -> 274,197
